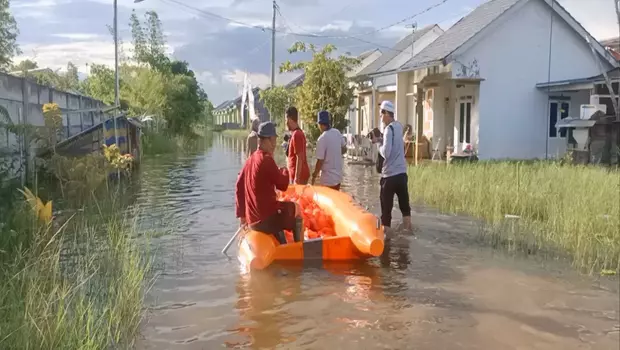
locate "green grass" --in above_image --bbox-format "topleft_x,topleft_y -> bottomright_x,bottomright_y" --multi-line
407,162 -> 620,274
141,129 -> 212,155
0,192 -> 154,349
221,129 -> 250,138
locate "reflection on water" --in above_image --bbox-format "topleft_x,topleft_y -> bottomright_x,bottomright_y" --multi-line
136,133 -> 618,349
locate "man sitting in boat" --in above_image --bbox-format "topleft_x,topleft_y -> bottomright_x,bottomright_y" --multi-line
235,121 -> 304,244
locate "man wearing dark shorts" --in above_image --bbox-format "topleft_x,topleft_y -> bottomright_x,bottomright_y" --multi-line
235,121 -> 304,244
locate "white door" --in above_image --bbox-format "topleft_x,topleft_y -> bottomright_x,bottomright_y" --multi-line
454,97 -> 472,153
547,100 -> 570,158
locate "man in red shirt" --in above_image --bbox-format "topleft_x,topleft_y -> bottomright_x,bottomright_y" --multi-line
285,106 -> 310,184
235,121 -> 304,244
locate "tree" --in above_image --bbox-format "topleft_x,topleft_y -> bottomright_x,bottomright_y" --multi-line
259,86 -> 296,127
280,42 -> 358,140
10,59 -> 37,73
163,73 -> 204,134
59,62 -> 80,91
129,10 -> 169,71
0,0 -> 20,71
81,64 -> 115,105
121,65 -> 167,121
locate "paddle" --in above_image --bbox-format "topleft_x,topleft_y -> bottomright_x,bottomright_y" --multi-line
221,227 -> 244,256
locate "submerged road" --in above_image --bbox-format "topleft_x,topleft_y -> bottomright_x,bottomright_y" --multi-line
132,133 -> 618,349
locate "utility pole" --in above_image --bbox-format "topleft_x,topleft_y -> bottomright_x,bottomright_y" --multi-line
113,0 -> 120,179
270,0 -> 277,93
407,22 -> 419,165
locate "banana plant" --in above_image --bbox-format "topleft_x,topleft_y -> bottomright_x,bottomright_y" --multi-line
18,187 -> 53,226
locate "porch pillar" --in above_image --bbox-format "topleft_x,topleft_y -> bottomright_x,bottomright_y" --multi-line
414,83 -> 424,165
371,84 -> 377,130
395,72 -> 407,122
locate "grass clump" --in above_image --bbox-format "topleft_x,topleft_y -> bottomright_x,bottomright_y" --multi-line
0,191 -> 153,349
141,129 -> 211,155
221,129 -> 250,139
407,162 -> 619,273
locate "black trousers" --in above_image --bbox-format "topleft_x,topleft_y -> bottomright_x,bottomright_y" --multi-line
379,173 -> 411,227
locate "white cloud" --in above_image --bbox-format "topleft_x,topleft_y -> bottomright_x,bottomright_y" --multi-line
51,33 -> 103,40
195,70 -> 219,85
15,41 -> 131,72
555,0 -> 617,40
318,20 -> 353,32
11,0 -> 60,8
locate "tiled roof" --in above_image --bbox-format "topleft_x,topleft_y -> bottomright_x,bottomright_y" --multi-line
402,0 -> 521,70
356,25 -> 436,76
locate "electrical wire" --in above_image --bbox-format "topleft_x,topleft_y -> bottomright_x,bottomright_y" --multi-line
353,0 -> 451,37
155,0 -> 449,53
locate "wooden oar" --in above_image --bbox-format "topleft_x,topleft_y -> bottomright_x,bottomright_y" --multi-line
221,227 -> 243,256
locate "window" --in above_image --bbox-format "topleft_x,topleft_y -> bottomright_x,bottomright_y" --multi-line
548,100 -> 570,138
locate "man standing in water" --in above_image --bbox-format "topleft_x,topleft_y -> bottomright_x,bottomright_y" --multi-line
235,121 -> 304,244
246,118 -> 260,158
285,106 -> 310,185
375,101 -> 412,232
311,110 -> 346,190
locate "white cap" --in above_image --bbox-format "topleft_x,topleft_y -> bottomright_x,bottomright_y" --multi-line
379,100 -> 394,113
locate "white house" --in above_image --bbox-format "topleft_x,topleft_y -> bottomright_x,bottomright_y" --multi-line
368,0 -> 618,160
344,49 -> 382,134
352,25 -> 444,136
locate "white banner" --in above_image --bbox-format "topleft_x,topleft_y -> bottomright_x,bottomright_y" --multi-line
247,79 -> 256,121
241,73 -> 248,125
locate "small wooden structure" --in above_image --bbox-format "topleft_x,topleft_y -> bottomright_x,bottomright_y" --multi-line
43,114 -> 143,164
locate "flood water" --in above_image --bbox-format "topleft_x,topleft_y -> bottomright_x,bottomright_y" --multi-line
134,133 -> 618,349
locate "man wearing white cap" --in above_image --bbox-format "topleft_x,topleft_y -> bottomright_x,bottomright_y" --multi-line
376,100 -> 412,232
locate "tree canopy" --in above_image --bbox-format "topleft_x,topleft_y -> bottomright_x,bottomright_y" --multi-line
280,42 -> 358,140
259,86 -> 296,127
0,0 -> 20,71
6,9 -> 214,135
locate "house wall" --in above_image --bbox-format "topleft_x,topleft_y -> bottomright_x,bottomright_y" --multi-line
452,0 -> 614,160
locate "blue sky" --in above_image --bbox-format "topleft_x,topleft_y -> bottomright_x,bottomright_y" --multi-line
9,0 -> 619,104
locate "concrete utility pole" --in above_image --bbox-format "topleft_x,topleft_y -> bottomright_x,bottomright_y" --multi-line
406,22 -> 419,165
113,0 -> 121,178
271,0 -> 277,90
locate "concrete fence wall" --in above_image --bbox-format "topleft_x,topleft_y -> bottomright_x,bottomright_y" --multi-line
0,71 -> 108,181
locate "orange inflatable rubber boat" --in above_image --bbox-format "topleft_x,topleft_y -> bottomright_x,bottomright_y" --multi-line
238,185 -> 385,270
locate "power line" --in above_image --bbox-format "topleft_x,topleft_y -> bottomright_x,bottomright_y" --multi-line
154,0 -> 444,53
354,0 -> 451,37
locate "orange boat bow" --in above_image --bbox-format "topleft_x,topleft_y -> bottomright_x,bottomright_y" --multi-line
238,185 -> 385,270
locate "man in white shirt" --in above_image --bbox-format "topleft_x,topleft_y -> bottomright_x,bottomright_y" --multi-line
375,100 -> 412,232
311,110 -> 346,190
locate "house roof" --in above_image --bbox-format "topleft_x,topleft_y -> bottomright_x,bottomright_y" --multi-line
285,73 -> 305,88
609,48 -> 620,61
213,100 -> 230,111
536,67 -> 620,89
401,0 -> 617,71
356,25 -> 436,77
402,0 -> 521,70
357,49 -> 378,61
601,37 -> 619,50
